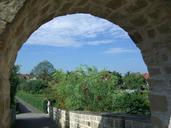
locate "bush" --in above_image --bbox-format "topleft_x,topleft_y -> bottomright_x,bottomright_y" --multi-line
18,65 -> 150,115
123,72 -> 147,90
113,91 -> 150,115
48,66 -> 150,115
19,80 -> 47,94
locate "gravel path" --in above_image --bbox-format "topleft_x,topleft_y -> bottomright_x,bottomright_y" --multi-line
13,97 -> 58,128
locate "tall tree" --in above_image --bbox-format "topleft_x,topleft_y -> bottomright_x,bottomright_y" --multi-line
31,60 -> 55,81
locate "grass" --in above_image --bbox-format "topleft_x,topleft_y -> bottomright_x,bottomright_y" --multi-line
17,91 -> 44,112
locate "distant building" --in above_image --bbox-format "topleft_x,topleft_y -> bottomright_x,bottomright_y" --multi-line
18,73 -> 31,80
144,73 -> 150,80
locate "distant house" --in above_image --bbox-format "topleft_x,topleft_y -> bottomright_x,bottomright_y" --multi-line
143,73 -> 150,87
29,77 -> 37,80
18,73 -> 31,80
143,73 -> 150,80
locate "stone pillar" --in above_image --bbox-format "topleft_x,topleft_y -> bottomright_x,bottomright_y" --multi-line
0,51 -> 11,128
0,73 -> 10,128
147,44 -> 171,128
149,75 -> 171,128
150,85 -> 171,128
129,26 -> 171,128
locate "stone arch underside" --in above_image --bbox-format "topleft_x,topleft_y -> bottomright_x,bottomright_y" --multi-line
0,0 -> 171,128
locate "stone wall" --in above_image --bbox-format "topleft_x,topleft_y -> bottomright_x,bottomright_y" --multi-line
50,107 -> 151,128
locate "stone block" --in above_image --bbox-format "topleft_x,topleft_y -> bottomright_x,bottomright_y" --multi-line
149,67 -> 161,76
126,0 -> 148,13
106,0 -> 126,10
130,15 -> 148,27
149,94 -> 168,112
164,66 -> 171,74
151,116 -> 162,128
157,23 -> 171,34
147,29 -> 156,39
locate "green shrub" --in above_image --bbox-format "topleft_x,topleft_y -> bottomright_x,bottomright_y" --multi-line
18,65 -> 150,115
48,65 -> 150,115
113,91 -> 150,115
19,80 -> 47,94
123,72 -> 147,90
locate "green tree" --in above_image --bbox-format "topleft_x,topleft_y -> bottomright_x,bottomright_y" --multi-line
123,72 -> 146,90
112,71 -> 123,87
19,64 -> 150,115
118,91 -> 150,115
52,69 -> 67,83
31,60 -> 55,81
20,80 -> 47,94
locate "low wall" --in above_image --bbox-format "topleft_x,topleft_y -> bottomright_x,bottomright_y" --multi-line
50,107 -> 152,128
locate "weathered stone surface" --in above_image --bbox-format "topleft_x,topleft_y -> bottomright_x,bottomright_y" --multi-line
149,94 -> 168,112
106,0 -> 126,10
164,66 -> 171,74
130,15 -> 148,27
157,23 -> 171,34
161,54 -> 168,61
0,0 -> 26,22
60,1 -> 74,13
147,29 -> 156,39
76,0 -> 88,6
126,0 -> 148,13
0,41 -> 3,50
149,68 -> 161,76
129,32 -> 143,43
0,20 -> 6,34
151,116 -> 162,128
148,9 -> 160,20
149,79 -> 164,86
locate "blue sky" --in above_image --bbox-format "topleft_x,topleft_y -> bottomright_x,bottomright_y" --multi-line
16,13 -> 147,74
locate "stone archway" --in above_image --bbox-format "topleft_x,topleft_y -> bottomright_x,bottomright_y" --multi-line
0,0 -> 171,128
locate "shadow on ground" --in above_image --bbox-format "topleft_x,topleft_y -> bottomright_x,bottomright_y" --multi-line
16,102 -> 32,114
13,114 -> 58,128
13,101 -> 58,128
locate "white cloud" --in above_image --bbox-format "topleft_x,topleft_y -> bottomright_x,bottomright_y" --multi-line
26,13 -> 128,47
86,40 -> 113,46
104,48 -> 138,54
40,14 -> 127,38
27,36 -> 113,48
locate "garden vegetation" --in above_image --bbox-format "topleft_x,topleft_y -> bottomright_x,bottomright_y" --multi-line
12,60 -> 150,115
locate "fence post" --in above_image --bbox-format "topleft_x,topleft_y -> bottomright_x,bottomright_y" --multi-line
49,106 -> 53,119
